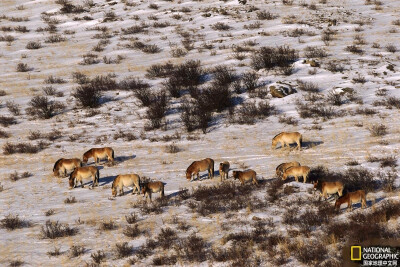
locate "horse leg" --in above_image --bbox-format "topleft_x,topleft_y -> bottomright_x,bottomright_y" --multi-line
303,175 -> 306,183
295,175 -> 298,182
121,187 -> 124,196
348,200 -> 352,212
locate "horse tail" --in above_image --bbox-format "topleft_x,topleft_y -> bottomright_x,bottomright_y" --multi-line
161,184 -> 165,198
111,148 -> 115,160
79,159 -> 83,168
53,158 -> 63,172
299,134 -> 303,148
211,159 -> 215,177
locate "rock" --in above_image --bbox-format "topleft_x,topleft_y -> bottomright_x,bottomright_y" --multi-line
269,82 -> 297,98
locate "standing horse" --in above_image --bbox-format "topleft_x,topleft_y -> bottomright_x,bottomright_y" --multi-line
141,181 -> 165,201
186,158 -> 214,181
69,166 -> 99,189
313,180 -> 344,199
275,161 -> 301,178
232,170 -> 259,185
282,166 -> 310,183
272,132 -> 302,150
111,174 -> 141,197
53,158 -> 82,177
82,147 -> 114,166
335,190 -> 367,212
219,161 -> 230,181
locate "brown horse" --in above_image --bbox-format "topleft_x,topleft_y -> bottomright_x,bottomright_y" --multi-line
186,158 -> 214,181
112,174 -> 141,197
275,161 -> 301,178
313,180 -> 344,199
335,190 -> 367,212
69,166 -> 99,189
53,158 -> 82,177
82,147 -> 114,166
141,181 -> 164,201
282,166 -> 310,183
219,161 -> 230,181
232,170 -> 259,185
272,132 -> 302,150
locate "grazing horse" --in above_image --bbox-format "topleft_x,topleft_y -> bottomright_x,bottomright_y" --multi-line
69,166 -> 99,189
313,180 -> 344,199
141,181 -> 164,201
112,174 -> 141,197
232,170 -> 259,185
272,132 -> 302,150
186,158 -> 214,181
282,166 -> 310,183
53,158 -> 82,177
82,147 -> 114,166
219,161 -> 230,181
335,190 -> 367,212
275,161 -> 301,178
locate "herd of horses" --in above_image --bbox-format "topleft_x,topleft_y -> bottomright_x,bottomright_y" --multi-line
52,132 -> 367,211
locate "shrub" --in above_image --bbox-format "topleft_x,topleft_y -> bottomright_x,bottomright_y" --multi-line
242,72 -> 259,92
123,224 -> 141,238
180,100 -> 212,133
251,46 -> 298,71
44,75 -> 66,84
115,242 -> 133,258
211,65 -> 236,87
297,80 -> 319,92
368,124 -> 387,136
1,214 -> 30,230
146,91 -> 168,129
165,60 -> 203,97
294,239 -> 327,265
47,247 -> 61,257
0,116 -> 17,127
153,255 -> 178,265
119,77 -> 150,91
233,100 -> 275,125
100,219 -> 117,230
45,209 -> 55,216
326,61 -> 345,72
91,250 -> 106,264
385,44 -> 397,53
26,41 -> 42,49
69,245 -> 85,258
73,84 -> 102,108
40,220 -> 77,239
157,227 -> 178,249
72,72 -> 89,84
175,234 -> 207,262
164,143 -> 180,153
211,22 -> 231,31
304,46 -> 327,58
26,96 -> 64,119
64,196 -> 76,204
90,75 -> 117,91
16,63 -> 30,72
5,101 -> 20,116
3,142 -> 48,154
342,167 -> 377,193
0,130 -> 10,138
8,260 -> 24,267
256,10 -> 277,20
146,62 -> 175,78
345,45 -> 364,54
45,34 -> 66,43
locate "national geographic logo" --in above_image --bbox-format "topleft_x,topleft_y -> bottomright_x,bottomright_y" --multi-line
350,246 -> 399,266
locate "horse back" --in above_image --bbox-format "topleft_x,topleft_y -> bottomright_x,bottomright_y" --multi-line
53,158 -> 64,171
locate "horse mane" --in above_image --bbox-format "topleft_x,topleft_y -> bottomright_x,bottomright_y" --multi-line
53,158 -> 63,171
275,162 -> 285,170
83,148 -> 93,156
272,132 -> 284,140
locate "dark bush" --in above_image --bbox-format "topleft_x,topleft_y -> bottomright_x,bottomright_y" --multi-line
119,77 -> 150,91
16,63 -> 30,72
26,41 -> 42,49
211,22 -> 231,31
40,220 -> 77,239
146,62 -> 175,78
233,100 -> 275,125
47,247 -> 61,257
44,75 -> 66,84
73,84 -> 102,108
211,65 -> 236,87
3,141 -> 48,155
72,72 -> 89,84
123,224 -> 141,238
69,245 -> 85,258
345,45 -> 364,54
45,34 -> 66,43
242,72 -> 259,92
26,96 -> 64,119
294,239 -> 327,265
64,196 -> 76,204
115,242 -> 133,258
146,91 -> 168,129
297,80 -> 319,92
157,227 -> 177,249
0,116 -> 16,127
1,214 -> 30,230
368,124 -> 387,136
152,255 -> 178,265
251,45 -> 298,71
100,219 -> 117,231
91,250 -> 106,264
175,234 -> 207,262
304,46 -> 327,58
0,130 -> 10,138
180,100 -> 212,133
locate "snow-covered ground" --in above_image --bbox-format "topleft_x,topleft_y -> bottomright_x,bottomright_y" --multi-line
1,0 -> 400,266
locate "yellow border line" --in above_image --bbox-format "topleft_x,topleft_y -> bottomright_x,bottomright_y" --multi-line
351,246 -> 362,261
